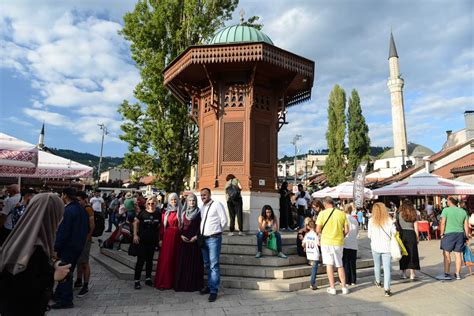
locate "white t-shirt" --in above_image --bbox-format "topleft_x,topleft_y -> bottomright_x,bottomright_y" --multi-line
303,230 -> 320,261
90,197 -> 104,213
1,193 -> 21,230
296,191 -> 310,209
425,204 -> 434,216
344,214 -> 359,250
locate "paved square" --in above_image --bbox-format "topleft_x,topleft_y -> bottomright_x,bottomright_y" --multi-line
49,238 -> 473,316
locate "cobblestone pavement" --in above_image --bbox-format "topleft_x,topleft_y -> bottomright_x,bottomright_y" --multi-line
49,237 -> 474,316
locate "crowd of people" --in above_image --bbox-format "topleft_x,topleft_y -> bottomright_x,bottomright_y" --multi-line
0,178 -> 472,314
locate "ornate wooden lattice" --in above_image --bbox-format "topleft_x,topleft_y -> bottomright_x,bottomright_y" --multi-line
223,85 -> 246,108
254,123 -> 270,164
203,125 -> 214,164
223,122 -> 243,162
253,92 -> 271,112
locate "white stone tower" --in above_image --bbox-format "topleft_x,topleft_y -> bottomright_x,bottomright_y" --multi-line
37,123 -> 45,149
387,32 -> 408,157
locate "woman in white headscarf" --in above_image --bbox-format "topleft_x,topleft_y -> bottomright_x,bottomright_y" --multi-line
0,193 -> 71,315
174,193 -> 204,291
154,192 -> 182,289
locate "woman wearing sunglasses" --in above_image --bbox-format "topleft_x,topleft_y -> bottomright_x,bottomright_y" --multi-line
132,196 -> 161,289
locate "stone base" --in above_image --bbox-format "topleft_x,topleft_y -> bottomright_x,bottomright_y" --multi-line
196,191 -> 279,231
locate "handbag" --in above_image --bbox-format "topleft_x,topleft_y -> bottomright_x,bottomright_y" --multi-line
266,232 -> 278,252
395,232 -> 408,256
197,201 -> 213,248
382,225 -> 402,261
128,242 -> 139,257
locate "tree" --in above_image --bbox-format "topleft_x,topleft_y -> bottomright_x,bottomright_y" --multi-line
324,84 -> 347,186
347,89 -> 370,175
118,0 -> 239,192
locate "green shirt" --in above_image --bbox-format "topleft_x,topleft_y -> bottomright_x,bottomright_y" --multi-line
441,206 -> 468,234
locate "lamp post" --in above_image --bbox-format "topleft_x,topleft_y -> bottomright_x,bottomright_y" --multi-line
290,135 -> 302,186
97,123 -> 109,185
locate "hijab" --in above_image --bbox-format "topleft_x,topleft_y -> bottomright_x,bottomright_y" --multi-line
163,192 -> 182,229
0,193 -> 64,275
182,193 -> 200,227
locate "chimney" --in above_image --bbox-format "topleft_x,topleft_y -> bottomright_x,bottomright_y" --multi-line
464,111 -> 474,140
423,156 -> 430,173
445,130 -> 452,139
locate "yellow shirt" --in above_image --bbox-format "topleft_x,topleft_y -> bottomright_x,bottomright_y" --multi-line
316,208 -> 347,246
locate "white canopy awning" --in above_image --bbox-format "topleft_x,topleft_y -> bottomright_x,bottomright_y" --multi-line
312,182 -> 374,199
0,133 -> 93,179
0,132 -> 38,174
372,172 -> 474,196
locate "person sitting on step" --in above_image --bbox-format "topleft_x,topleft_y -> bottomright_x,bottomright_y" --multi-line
255,205 -> 287,259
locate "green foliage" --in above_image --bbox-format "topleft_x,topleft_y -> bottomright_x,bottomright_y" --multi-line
347,89 -> 371,176
118,0 -> 238,192
324,84 -> 347,186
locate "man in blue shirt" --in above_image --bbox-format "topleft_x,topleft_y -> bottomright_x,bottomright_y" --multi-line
52,188 -> 89,309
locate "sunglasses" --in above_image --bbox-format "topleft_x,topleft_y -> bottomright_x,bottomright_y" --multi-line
147,202 -> 156,205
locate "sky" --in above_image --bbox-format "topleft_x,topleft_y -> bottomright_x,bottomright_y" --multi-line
0,0 -> 473,159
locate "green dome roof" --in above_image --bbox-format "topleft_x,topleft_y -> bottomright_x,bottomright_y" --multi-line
208,25 -> 273,45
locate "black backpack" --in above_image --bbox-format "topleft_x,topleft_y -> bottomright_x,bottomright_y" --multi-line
226,183 -> 241,201
92,211 -> 105,237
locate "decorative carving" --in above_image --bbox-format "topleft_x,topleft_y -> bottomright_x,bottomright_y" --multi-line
221,166 -> 244,175
223,84 -> 247,109
254,123 -> 270,164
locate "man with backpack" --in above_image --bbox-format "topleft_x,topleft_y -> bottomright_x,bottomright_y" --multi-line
74,191 -> 95,297
224,174 -> 244,236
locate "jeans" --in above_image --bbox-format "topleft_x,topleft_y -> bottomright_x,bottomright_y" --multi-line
107,212 -> 117,231
343,248 -> 357,284
372,251 -> 391,290
256,231 -> 282,252
201,236 -> 222,294
227,198 -> 243,232
298,215 -> 305,228
55,250 -> 80,304
310,260 -> 319,286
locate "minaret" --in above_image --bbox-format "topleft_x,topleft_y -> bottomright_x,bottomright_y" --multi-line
387,32 -> 408,157
37,123 -> 45,149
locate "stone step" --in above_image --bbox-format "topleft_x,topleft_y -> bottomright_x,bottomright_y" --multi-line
221,233 -> 297,246
97,247 -> 373,281
220,244 -> 297,256
220,267 -> 375,291
220,259 -> 373,279
220,254 -> 308,267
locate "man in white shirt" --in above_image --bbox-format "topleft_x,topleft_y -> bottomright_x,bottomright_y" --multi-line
296,184 -> 310,228
90,191 -> 105,213
425,201 -> 434,216
0,184 -> 21,245
199,188 -> 228,303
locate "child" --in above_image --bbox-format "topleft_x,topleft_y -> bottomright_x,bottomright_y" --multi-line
302,220 -> 320,290
357,208 -> 364,229
297,217 -> 312,257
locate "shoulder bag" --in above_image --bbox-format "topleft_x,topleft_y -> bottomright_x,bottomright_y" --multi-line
381,225 -> 402,261
197,201 -> 214,248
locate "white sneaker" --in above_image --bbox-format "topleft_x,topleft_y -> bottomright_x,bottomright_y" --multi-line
238,232 -> 245,236
326,287 -> 337,295
228,232 -> 234,236
341,287 -> 349,295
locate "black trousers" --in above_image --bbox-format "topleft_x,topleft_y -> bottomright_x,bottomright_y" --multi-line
227,198 -> 243,232
342,248 -> 357,284
134,244 -> 155,281
279,200 -> 289,229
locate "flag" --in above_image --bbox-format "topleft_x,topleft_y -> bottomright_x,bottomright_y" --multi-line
353,162 -> 368,209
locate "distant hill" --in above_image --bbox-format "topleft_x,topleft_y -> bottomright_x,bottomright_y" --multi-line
48,148 -> 123,171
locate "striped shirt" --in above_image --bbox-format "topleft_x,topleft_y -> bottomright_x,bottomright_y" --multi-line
368,219 -> 396,253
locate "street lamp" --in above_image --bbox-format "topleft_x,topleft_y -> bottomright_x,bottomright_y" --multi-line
290,135 -> 302,186
97,123 -> 109,185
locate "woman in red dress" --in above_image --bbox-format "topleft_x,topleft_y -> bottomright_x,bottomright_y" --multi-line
154,192 -> 182,289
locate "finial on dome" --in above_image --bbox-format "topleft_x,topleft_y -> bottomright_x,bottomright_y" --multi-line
239,9 -> 245,25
